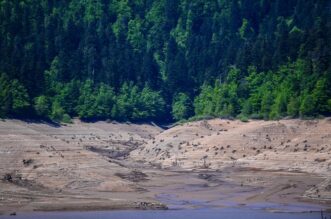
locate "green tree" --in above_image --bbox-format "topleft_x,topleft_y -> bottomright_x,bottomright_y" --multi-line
94,84 -> 115,118
127,17 -> 144,51
194,84 -> 214,116
270,89 -> 288,119
134,86 -> 165,121
260,90 -> 274,120
10,80 -> 30,115
112,82 -> 139,120
239,18 -> 254,40
76,80 -> 97,119
34,95 -> 51,117
0,73 -> 11,117
245,66 -> 264,114
287,97 -> 300,117
172,93 -> 193,121
299,93 -> 315,117
312,77 -> 329,114
44,57 -> 62,89
51,100 -> 66,122
112,83 -> 165,121
54,80 -> 81,116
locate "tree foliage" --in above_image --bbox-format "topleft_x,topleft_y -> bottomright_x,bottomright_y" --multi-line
193,59 -> 331,120
172,93 -> 193,121
0,0 -> 330,121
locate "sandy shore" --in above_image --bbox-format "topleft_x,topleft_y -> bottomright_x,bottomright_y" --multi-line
0,118 -> 330,214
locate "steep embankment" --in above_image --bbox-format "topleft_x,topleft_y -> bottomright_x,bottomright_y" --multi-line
131,118 -> 331,201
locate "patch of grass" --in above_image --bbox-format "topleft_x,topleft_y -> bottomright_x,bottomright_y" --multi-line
237,114 -> 249,122
61,114 -> 72,124
187,115 -> 216,122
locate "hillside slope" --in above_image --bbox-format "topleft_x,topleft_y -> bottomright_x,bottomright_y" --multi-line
0,118 -> 330,214
131,118 -> 331,201
0,119 -> 165,213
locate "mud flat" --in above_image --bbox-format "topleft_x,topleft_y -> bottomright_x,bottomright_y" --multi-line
0,118 -> 330,215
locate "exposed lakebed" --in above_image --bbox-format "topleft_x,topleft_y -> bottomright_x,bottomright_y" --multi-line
0,119 -> 330,215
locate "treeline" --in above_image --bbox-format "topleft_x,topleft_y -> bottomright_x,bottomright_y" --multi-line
0,0 -> 330,122
194,60 -> 331,120
1,72 -> 166,122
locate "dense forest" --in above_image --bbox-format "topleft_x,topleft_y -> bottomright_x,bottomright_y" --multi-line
0,0 -> 330,122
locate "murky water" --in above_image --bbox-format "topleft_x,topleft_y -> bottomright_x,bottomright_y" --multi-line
2,185 -> 327,219
0,208 -> 329,219
155,192 -> 325,212
1,173 -> 328,219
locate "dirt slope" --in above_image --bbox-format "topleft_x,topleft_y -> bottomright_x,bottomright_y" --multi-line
0,119 -> 164,213
0,118 -> 330,214
131,118 -> 331,201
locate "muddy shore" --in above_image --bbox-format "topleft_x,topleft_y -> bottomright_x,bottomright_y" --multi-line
0,118 -> 330,215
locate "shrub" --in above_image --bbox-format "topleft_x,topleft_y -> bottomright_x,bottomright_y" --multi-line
61,114 -> 72,123
237,114 -> 249,122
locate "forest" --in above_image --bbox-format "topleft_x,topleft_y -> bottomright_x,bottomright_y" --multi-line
0,0 -> 330,122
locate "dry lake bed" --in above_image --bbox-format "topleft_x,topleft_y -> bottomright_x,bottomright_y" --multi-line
0,119 -> 330,217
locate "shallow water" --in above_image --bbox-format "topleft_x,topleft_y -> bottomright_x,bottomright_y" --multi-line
0,208 -> 329,219
155,191 -> 325,212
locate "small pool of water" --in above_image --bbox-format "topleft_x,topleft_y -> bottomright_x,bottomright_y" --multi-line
0,208 -> 329,219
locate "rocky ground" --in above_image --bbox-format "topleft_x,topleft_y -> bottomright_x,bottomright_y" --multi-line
0,118 -> 330,215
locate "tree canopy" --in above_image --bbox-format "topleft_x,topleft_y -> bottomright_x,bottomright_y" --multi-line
0,0 -> 330,121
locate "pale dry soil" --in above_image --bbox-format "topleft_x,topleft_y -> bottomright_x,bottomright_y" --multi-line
0,118 -> 330,215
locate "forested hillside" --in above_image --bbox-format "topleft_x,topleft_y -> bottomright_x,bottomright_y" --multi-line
0,0 -> 330,122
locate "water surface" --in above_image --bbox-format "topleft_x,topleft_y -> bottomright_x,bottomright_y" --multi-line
0,208 -> 329,219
